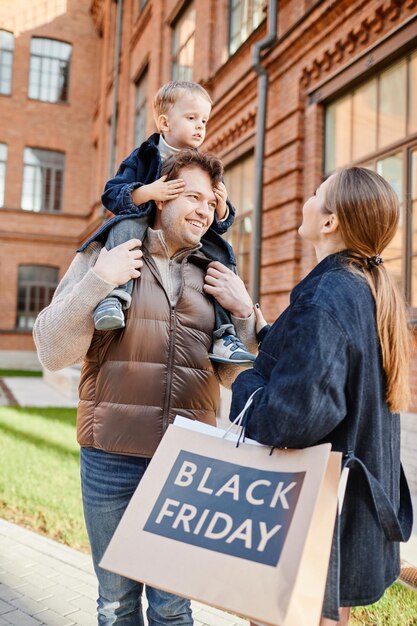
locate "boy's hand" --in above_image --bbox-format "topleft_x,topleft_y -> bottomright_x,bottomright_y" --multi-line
254,304 -> 268,334
214,182 -> 228,220
145,175 -> 185,202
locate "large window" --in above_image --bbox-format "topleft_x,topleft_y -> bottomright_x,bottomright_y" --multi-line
324,51 -> 417,308
172,3 -> 195,81
28,38 -> 72,103
224,153 -> 255,287
134,70 -> 148,147
0,30 -> 14,95
0,143 -> 7,208
229,0 -> 264,56
21,148 -> 65,213
16,266 -> 59,330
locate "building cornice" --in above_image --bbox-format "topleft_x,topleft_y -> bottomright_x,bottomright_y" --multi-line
300,0 -> 417,90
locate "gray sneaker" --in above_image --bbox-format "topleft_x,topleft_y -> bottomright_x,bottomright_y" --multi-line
93,297 -> 125,330
209,335 -> 256,364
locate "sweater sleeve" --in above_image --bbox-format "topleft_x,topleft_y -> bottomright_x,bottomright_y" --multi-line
230,303 -> 349,447
32,244 -> 117,371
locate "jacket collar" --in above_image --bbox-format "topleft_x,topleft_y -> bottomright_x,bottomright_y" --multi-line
291,250 -> 349,302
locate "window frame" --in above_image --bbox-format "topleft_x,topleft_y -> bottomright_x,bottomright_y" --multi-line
0,143 -> 7,208
171,2 -> 195,82
134,68 -> 148,147
228,0 -> 265,57
21,147 -> 65,213
320,44 -> 417,314
16,265 -> 59,331
28,37 -> 72,104
0,29 -> 14,96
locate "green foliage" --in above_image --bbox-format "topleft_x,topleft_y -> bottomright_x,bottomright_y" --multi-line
0,369 -> 42,377
0,406 -> 89,551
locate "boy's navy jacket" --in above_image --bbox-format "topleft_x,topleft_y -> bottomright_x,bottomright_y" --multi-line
79,133 -> 236,266
230,252 -> 413,619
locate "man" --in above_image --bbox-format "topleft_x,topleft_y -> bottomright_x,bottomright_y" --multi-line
33,149 -> 256,626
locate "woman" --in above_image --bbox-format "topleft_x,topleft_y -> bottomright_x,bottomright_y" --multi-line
229,167 -> 413,625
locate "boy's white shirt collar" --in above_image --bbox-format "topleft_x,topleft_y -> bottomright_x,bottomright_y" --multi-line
159,135 -> 181,161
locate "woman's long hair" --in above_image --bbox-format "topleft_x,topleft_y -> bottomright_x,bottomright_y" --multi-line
325,167 -> 411,412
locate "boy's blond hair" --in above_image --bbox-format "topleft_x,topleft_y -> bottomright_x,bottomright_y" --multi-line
153,81 -> 212,126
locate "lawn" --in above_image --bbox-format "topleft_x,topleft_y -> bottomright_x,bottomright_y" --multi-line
0,404 -> 415,623
0,405 -> 89,551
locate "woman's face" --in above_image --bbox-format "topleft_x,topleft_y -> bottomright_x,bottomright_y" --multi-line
298,175 -> 335,244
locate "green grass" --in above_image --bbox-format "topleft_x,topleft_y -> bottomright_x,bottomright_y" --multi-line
0,405 -> 89,551
0,369 -> 42,377
351,583 -> 417,625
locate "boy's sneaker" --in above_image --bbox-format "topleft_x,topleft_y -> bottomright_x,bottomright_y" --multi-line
209,335 -> 256,364
93,297 -> 125,330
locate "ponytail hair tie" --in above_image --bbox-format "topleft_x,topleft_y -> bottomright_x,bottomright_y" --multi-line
367,255 -> 384,269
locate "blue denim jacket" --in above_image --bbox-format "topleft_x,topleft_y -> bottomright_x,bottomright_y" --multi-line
79,134 -> 236,267
230,252 -> 413,618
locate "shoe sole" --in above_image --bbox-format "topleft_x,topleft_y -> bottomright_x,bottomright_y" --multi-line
95,317 -> 125,331
208,354 -> 255,364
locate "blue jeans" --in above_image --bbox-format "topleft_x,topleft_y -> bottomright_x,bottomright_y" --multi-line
80,447 -> 193,626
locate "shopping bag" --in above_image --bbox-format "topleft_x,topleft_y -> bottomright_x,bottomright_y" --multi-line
101,412 -> 341,626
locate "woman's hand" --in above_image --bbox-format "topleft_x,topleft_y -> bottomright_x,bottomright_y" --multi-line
93,239 -> 143,285
204,261 -> 253,318
254,304 -> 268,335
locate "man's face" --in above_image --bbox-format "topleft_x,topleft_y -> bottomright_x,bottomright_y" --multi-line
154,166 -> 217,255
160,94 -> 211,149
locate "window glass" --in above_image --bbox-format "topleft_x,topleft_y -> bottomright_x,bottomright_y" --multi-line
376,153 -> 403,289
411,149 -> 417,308
378,60 -> 407,148
0,143 -> 7,208
325,95 -> 351,171
229,0 -> 264,55
134,70 -> 148,147
28,37 -> 72,103
352,79 -> 377,161
0,30 -> 14,95
224,153 -> 255,287
16,266 -> 58,330
172,3 -> 195,81
409,52 -> 417,135
21,148 -> 65,212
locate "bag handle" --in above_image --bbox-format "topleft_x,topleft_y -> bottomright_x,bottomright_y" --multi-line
222,387 -> 262,441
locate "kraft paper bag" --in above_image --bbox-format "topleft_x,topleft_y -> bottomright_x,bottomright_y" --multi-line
100,421 -> 341,626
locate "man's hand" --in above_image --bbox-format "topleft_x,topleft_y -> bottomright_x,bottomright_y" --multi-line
214,182 -> 228,220
143,175 -> 185,203
93,239 -> 143,286
204,261 -> 253,318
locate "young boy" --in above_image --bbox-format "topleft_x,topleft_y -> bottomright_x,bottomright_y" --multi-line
85,80 -> 254,364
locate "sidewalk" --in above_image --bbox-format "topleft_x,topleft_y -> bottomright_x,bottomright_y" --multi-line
0,519 -> 248,626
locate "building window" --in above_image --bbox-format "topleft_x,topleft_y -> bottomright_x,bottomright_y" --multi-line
139,0 -> 148,9
229,0 -> 264,56
16,266 -> 58,330
224,153 -> 255,287
0,143 -> 7,208
172,2 -> 195,81
28,38 -> 72,103
21,148 -> 65,213
134,70 -> 148,147
0,30 -> 14,95
324,50 -> 417,308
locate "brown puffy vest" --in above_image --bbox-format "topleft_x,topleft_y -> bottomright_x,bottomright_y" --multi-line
77,251 -> 219,456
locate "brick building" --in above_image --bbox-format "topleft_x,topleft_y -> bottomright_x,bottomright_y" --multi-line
1,0 -> 416,482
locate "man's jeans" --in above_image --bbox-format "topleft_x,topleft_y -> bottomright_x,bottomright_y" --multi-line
80,447 -> 193,626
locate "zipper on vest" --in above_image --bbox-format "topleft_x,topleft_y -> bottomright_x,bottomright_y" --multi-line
162,305 -> 177,434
